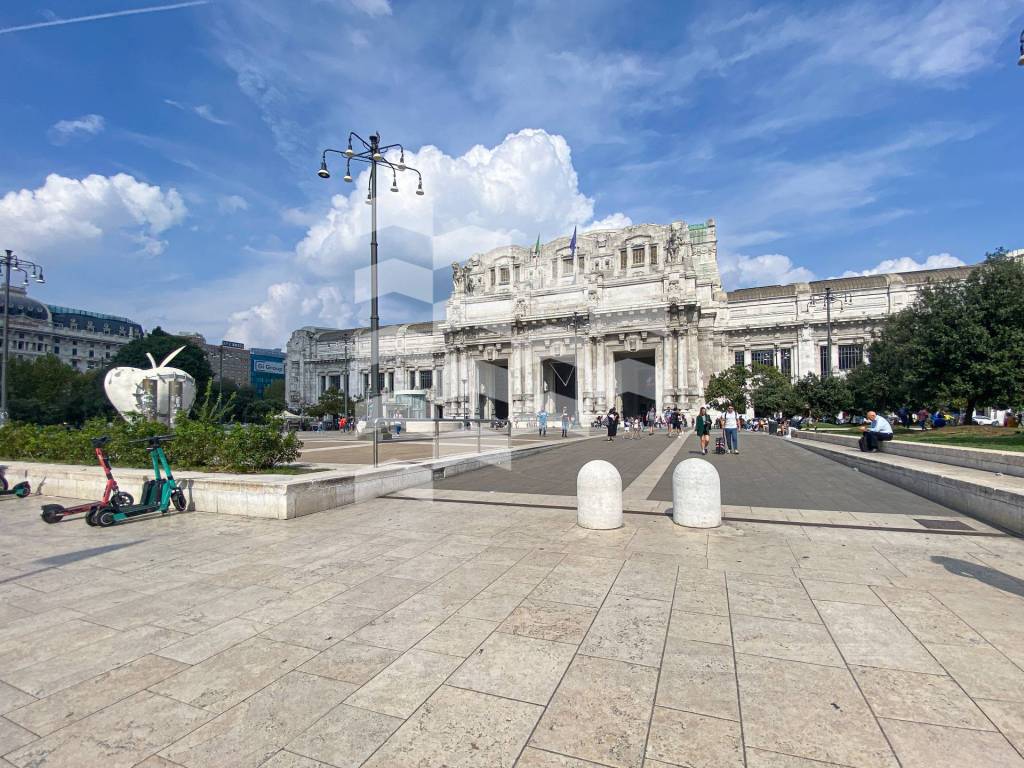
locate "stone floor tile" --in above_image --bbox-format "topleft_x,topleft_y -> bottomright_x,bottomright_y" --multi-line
736,654 -> 898,768
0,683 -> 34,716
517,747 -> 607,766
851,666 -> 993,731
387,553 -> 464,582
927,643 -> 1024,702
529,557 -> 623,608
879,718 -> 1024,767
345,648 -> 462,718
449,632 -> 576,705
238,580 -> 349,625
610,560 -> 676,602
156,618 -> 266,665
473,545 -> 531,566
498,600 -> 596,644
0,624 -> 187,698
657,639 -> 739,721
728,578 -> 820,623
348,597 -> 454,651
646,707 -> 743,768
5,654 -> 186,736
801,580 -> 883,605
579,594 -> 671,668
135,755 -> 189,768
5,691 -> 209,768
256,751 -> 333,767
362,685 -> 541,768
745,747 -> 850,766
872,587 -> 986,646
668,610 -> 732,646
286,703 -> 402,767
298,640 -> 401,685
815,601 -> 943,674
672,572 -> 729,616
532,654 -> 658,768
160,672 -> 354,768
261,601 -> 383,650
0,619 -> 116,674
0,610 -> 83,648
456,592 -> 523,622
333,576 -> 431,612
150,636 -> 317,713
155,585 -> 287,635
415,615 -> 498,656
0,717 -> 36,756
975,699 -> 1024,756
731,614 -> 844,667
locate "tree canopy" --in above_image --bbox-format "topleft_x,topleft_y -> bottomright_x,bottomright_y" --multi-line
795,374 -> 852,420
6,355 -> 115,425
704,364 -> 748,412
748,363 -> 802,417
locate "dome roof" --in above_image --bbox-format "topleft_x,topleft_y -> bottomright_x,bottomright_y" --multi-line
0,291 -> 49,321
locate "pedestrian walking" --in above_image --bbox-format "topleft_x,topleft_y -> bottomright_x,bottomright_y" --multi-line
647,406 -> 657,436
560,408 -> 570,438
606,406 -> 619,441
723,404 -> 740,454
695,406 -> 712,454
671,407 -> 682,437
537,409 -> 548,437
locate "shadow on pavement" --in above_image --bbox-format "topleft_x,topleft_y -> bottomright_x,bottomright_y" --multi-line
931,555 -> 1024,599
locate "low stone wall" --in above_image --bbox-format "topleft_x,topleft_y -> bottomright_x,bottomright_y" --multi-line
793,430 -> 1024,478
791,437 -> 1024,535
1,434 -> 587,520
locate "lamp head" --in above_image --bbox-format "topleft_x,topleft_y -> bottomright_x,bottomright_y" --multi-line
343,161 -> 353,183
317,158 -> 330,179
415,180 -> 424,196
372,150 -> 383,161
343,144 -> 354,158
397,151 -> 406,171
365,191 -> 372,205
390,177 -> 399,193
36,269 -> 45,284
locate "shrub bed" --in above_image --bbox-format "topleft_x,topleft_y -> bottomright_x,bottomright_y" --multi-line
0,417 -> 301,472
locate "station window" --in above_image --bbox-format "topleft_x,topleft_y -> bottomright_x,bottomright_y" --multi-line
751,349 -> 773,367
514,265 -> 521,283
500,266 -> 510,284
649,244 -> 658,265
489,268 -> 496,286
562,256 -> 573,276
420,369 -> 433,389
632,246 -> 645,266
820,346 -> 829,377
409,371 -> 417,389
838,344 -> 863,370
619,249 -> 627,270
780,348 -> 792,376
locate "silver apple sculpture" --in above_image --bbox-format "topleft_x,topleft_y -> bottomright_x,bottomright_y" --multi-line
104,346 -> 197,425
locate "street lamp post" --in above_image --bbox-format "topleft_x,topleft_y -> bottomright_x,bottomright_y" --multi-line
568,309 -> 590,426
809,286 -> 850,378
1,250 -> 46,428
318,132 -> 424,467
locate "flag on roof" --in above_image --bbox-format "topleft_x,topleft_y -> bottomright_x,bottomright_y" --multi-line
534,234 -> 541,257
569,226 -> 577,256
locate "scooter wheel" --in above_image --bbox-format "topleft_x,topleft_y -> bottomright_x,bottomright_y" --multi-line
41,506 -> 63,524
171,489 -> 186,512
85,509 -> 99,527
111,492 -> 134,509
96,510 -> 117,527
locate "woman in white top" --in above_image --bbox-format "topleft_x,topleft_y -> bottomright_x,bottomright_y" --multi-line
723,404 -> 740,454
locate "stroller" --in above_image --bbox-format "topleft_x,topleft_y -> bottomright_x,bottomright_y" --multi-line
714,435 -> 727,455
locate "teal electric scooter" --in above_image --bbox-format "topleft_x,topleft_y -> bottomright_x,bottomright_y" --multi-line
87,435 -> 186,527
0,467 -> 31,498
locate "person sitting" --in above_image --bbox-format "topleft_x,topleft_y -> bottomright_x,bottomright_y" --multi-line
859,410 -> 894,452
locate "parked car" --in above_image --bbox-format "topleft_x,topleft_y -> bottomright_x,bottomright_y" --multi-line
971,414 -> 999,426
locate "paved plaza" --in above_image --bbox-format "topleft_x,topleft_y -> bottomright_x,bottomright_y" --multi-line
0,435 -> 1023,767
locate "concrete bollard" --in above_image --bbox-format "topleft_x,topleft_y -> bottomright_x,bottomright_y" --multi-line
672,458 -> 721,528
577,460 -> 623,530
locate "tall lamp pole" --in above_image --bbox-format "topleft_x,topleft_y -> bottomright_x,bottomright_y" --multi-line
808,286 -> 850,378
1,250 -> 46,427
568,309 -> 590,426
317,133 -> 425,461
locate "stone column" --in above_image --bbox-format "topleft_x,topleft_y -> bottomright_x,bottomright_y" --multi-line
604,341 -> 616,411
662,334 -> 674,408
687,325 -> 700,402
581,333 -> 593,416
677,326 -> 689,396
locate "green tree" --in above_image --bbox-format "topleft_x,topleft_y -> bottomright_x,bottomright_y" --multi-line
748,363 -> 801,417
844,363 -> 894,414
866,249 -> 1024,423
705,365 -> 748,412
262,379 -> 286,406
112,327 -> 213,394
6,356 -> 114,425
795,374 -> 852,420
307,388 -> 354,419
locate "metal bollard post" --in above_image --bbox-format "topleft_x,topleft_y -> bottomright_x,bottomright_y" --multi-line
373,417 -> 379,467
433,419 -> 439,459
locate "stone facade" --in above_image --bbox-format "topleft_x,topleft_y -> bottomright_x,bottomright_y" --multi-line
286,221 -> 978,421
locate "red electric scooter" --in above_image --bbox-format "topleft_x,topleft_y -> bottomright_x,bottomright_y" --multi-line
40,437 -> 133,524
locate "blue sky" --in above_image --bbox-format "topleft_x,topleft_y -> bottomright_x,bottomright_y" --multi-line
2,0 -> 1022,347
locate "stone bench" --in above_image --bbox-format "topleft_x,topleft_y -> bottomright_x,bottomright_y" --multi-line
790,437 -> 1024,535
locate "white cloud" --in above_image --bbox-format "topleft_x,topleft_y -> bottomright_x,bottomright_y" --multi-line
0,173 -> 186,258
585,213 -> 633,231
839,252 -> 966,277
193,104 -> 230,125
48,114 -> 105,144
218,194 -> 249,214
348,0 -> 391,16
719,253 -> 815,290
226,129 -> 629,346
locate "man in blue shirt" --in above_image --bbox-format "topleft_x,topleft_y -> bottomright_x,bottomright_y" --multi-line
859,410 -> 894,452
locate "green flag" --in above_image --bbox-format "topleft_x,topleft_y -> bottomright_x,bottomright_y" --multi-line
534,234 -> 540,257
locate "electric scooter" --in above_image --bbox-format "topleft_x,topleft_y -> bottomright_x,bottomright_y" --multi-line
87,435 -> 186,527
0,467 -> 31,498
40,437 -> 133,524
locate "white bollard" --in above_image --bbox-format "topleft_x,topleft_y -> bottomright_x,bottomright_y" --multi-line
672,458 -> 721,528
577,460 -> 623,530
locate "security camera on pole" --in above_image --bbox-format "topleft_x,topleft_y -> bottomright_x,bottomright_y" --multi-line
317,133 -> 425,466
